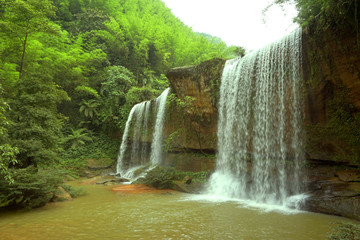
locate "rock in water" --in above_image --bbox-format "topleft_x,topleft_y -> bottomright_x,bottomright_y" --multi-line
53,186 -> 72,202
184,176 -> 192,184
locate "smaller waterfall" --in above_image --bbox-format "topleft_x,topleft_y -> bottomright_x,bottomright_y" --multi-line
116,88 -> 170,180
116,102 -> 149,178
140,101 -> 151,163
116,103 -> 138,175
150,87 -> 170,165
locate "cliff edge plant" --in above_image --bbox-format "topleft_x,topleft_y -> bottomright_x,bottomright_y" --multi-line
267,0 -> 359,48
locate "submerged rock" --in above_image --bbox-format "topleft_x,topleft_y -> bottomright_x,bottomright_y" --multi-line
171,181 -> 204,194
96,178 -> 129,185
53,187 -> 72,202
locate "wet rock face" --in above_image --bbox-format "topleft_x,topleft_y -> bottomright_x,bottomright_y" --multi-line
302,24 -> 360,162
304,163 -> 360,220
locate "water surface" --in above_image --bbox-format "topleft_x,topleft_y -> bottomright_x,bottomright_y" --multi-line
0,184 -> 350,240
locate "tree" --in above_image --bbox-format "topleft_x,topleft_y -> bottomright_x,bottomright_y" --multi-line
267,0 -> 359,27
98,65 -> 136,131
61,128 -> 92,149
8,71 -> 69,167
79,99 -> 100,119
0,0 -> 58,79
0,84 -> 18,183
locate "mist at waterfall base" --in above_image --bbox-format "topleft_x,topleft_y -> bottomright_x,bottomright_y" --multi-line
116,87 -> 170,181
195,28 -> 308,212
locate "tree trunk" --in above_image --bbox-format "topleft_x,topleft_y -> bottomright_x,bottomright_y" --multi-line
19,32 -> 28,79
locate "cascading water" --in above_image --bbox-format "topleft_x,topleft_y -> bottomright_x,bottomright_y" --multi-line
150,87 -> 170,165
141,101 -> 151,163
116,88 -> 170,180
208,28 -> 304,207
116,101 -> 149,179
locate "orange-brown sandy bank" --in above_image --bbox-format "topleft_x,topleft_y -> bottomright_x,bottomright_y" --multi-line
111,184 -> 176,194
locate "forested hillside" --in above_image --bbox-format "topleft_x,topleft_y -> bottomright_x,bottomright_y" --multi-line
0,0 -> 244,208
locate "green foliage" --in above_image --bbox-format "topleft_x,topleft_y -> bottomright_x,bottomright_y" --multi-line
328,84 -> 360,163
172,169 -> 210,183
327,222 -> 360,240
97,65 -> 136,130
79,99 -> 99,119
0,84 -> 18,183
269,0 -> 359,32
74,85 -> 100,99
0,166 -> 63,209
8,73 -> 69,167
100,66 -> 136,100
60,184 -> 87,198
226,46 -> 246,58
139,166 -> 210,189
125,86 -> 160,106
59,133 -> 118,173
61,128 -> 92,150
0,0 -> 58,79
167,93 -> 195,112
0,144 -> 19,184
163,129 -> 182,153
71,8 -> 109,34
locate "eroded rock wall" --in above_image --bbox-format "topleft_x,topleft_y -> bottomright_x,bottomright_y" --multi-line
302,23 -> 360,162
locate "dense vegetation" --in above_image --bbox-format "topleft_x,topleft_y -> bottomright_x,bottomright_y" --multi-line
269,0 -> 359,30
0,0 -> 242,208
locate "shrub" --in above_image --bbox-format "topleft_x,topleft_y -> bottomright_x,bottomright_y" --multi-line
59,133 -> 118,174
173,170 -> 210,183
138,166 -> 210,189
0,166 -> 63,209
328,222 -> 360,240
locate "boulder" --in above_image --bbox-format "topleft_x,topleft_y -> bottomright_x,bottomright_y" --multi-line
304,166 -> 360,220
183,176 -> 192,184
86,158 -> 114,170
53,186 -> 72,202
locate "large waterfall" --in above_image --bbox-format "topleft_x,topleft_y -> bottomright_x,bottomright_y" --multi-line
208,28 -> 304,206
116,88 -> 170,179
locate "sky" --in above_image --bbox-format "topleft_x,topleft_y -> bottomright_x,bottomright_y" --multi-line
161,0 -> 299,51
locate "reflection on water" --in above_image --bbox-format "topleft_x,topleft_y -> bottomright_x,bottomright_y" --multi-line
0,184 -> 350,240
